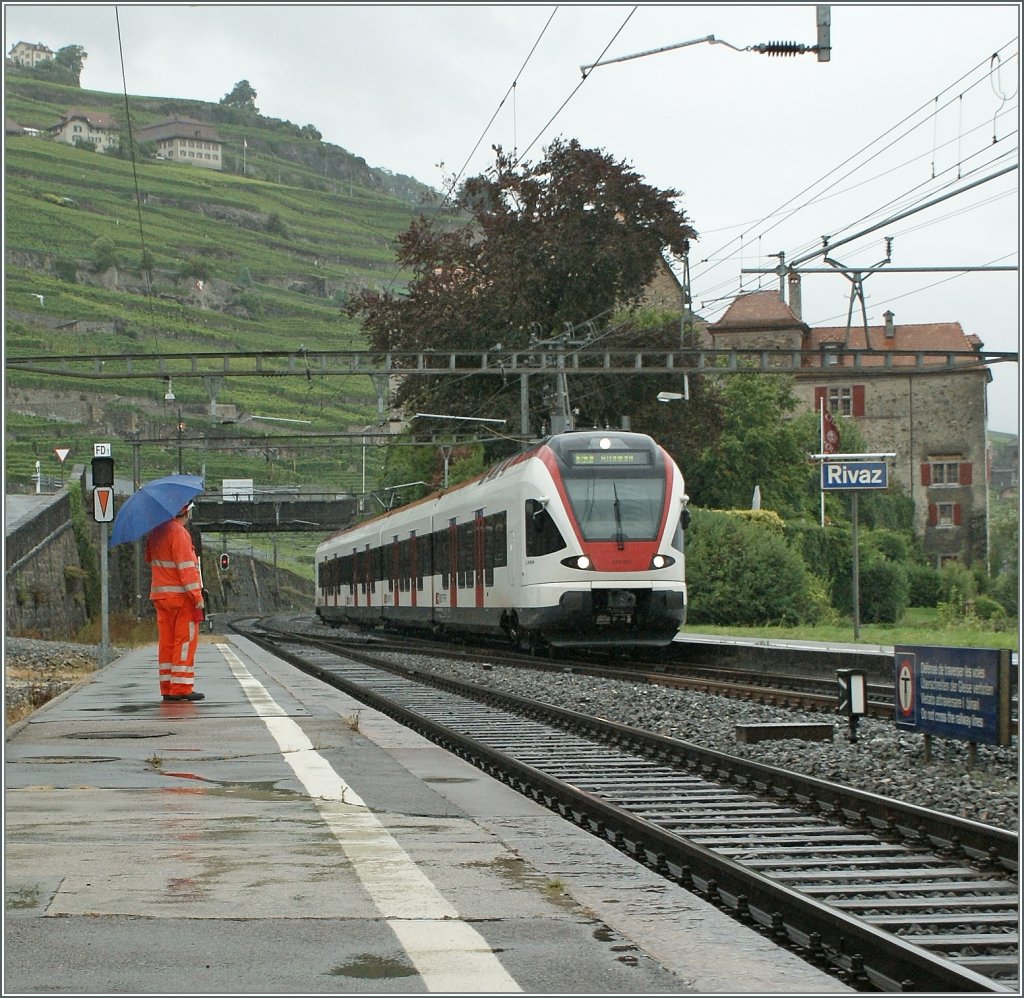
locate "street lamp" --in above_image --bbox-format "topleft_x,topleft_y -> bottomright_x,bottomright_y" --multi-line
657,377 -> 690,403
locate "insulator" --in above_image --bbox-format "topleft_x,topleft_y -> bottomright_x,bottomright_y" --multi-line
754,41 -> 809,57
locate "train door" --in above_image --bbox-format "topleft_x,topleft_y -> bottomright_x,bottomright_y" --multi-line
409,530 -> 418,608
389,535 -> 399,607
474,510 -> 485,608
448,518 -> 458,609
362,543 -> 373,607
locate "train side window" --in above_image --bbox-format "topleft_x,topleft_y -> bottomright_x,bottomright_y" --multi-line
491,511 -> 507,569
525,499 -> 567,556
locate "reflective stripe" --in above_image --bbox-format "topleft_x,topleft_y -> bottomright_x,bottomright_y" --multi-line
151,581 -> 202,594
151,558 -> 198,570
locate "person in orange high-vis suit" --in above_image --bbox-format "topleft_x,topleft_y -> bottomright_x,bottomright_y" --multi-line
146,503 -> 206,702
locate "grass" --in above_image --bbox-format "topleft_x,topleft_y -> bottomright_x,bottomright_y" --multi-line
685,607 -> 1019,651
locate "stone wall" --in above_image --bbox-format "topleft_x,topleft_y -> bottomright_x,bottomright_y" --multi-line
5,483 -> 314,640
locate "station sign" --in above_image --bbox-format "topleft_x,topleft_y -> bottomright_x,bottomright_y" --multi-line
821,460 -> 888,490
894,645 -> 1012,746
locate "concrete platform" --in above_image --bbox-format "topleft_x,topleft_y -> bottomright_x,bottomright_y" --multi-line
4,634 -> 850,995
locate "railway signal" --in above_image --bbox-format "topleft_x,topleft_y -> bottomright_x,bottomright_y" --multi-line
219,553 -> 230,571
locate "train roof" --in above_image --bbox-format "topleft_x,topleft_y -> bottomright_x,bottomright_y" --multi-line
316,429 -> 664,548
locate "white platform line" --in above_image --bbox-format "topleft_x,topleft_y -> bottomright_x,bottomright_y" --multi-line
218,643 -> 521,993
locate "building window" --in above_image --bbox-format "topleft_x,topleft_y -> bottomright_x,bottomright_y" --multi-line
828,387 -> 852,416
922,458 -> 971,487
936,502 -> 956,526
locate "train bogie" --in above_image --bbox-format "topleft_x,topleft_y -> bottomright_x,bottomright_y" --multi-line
316,430 -> 688,649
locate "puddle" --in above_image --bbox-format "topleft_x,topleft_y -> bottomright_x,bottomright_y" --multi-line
10,756 -> 119,765
328,953 -> 417,979
199,780 -> 305,803
6,886 -> 41,909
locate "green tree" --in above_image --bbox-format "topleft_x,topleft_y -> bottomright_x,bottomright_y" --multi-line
54,44 -> 87,82
687,374 -> 819,519
92,237 -> 119,273
347,138 -> 697,430
31,44 -> 86,85
220,79 -> 259,112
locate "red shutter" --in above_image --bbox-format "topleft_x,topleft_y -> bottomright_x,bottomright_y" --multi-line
953,504 -> 962,526
814,387 -> 827,413
921,463 -> 932,486
928,503 -> 938,526
960,462 -> 973,485
852,384 -> 866,417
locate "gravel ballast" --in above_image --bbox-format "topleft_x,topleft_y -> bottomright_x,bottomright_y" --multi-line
380,649 -> 1020,834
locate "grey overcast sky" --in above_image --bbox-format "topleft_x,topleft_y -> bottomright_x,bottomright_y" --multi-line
3,3 -> 1020,432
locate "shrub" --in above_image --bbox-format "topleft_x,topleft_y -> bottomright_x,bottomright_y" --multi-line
972,595 -> 1008,626
93,237 -> 119,273
685,509 -> 820,626
54,258 -> 78,283
864,528 -> 911,563
939,561 -> 977,609
990,571 -> 1018,617
906,562 -> 942,607
857,557 -> 909,624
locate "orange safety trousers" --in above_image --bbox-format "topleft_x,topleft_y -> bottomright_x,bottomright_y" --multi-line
155,595 -> 199,696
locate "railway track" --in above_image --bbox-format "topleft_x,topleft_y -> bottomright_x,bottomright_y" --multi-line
237,618 -> 1019,993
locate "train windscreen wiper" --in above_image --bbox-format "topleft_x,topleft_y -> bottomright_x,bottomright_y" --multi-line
613,484 -> 625,550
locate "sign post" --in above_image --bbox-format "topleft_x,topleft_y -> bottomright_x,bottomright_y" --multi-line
54,446 -> 71,488
92,443 -> 113,667
812,451 -> 895,640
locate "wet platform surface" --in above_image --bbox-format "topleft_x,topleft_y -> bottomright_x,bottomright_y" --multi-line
4,633 -> 850,994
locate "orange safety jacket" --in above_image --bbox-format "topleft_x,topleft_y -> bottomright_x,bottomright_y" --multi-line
146,518 -> 203,605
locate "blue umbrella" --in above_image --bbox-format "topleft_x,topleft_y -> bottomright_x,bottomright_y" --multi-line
109,474 -> 204,547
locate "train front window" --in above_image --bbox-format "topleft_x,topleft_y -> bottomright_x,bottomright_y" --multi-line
562,476 -> 664,542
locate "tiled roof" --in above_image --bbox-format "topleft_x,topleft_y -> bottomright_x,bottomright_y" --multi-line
707,290 -> 807,331
802,321 -> 983,368
55,108 -> 117,129
135,117 -> 223,143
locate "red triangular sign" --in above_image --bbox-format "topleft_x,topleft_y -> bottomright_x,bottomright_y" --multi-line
97,490 -> 111,516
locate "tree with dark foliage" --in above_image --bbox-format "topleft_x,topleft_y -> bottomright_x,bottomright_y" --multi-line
347,139 -> 701,438
220,79 -> 259,112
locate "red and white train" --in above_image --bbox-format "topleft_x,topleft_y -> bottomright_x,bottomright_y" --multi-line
315,429 -> 689,649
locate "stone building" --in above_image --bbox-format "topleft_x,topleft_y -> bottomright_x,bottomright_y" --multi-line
706,290 -> 991,568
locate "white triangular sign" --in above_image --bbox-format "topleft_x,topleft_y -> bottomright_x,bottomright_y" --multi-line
54,447 -> 71,463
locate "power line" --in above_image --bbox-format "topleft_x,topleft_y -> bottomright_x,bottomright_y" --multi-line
691,40 -> 1019,292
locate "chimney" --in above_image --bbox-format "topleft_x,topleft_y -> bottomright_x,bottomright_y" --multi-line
884,310 -> 895,339
787,271 -> 802,320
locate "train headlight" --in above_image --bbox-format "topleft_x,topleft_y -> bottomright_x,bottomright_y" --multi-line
560,554 -> 592,570
650,554 -> 675,569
